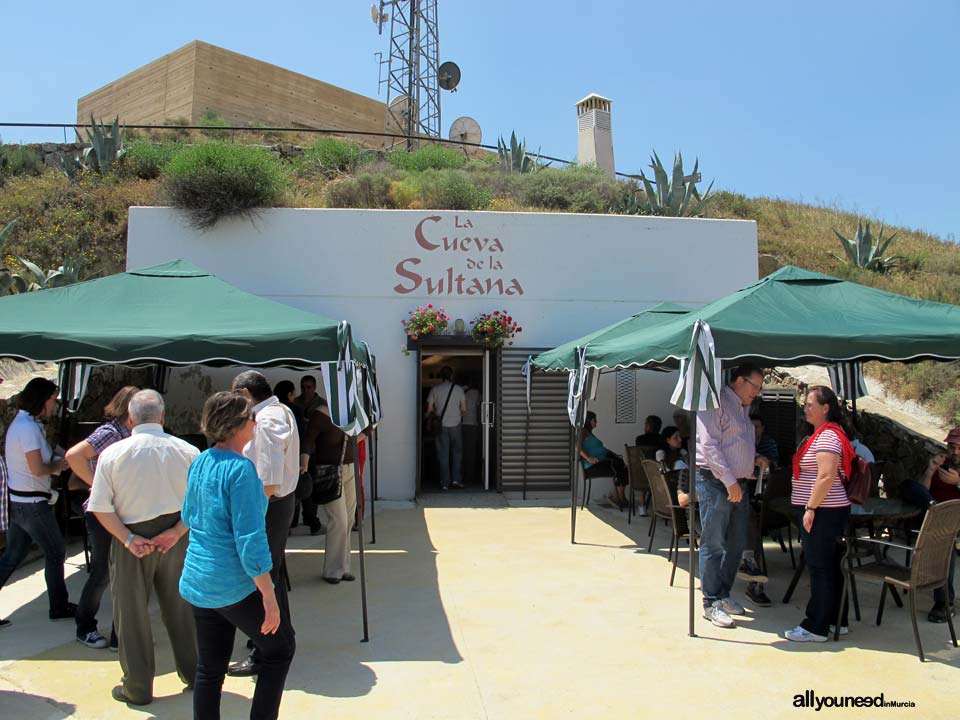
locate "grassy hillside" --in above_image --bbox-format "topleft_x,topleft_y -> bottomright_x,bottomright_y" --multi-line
2,139 -> 958,421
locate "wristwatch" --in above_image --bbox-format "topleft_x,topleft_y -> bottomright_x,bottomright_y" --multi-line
804,506 -> 817,512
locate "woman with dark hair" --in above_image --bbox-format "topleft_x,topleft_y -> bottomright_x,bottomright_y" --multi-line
579,411 -> 629,509
180,391 -> 295,720
657,425 -> 691,507
0,377 -> 72,627
272,380 -> 304,437
65,385 -> 140,649
785,385 -> 854,642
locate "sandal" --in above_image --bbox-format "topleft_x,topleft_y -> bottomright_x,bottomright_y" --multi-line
607,492 -> 624,510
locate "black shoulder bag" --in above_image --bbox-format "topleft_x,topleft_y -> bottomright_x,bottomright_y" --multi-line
311,437 -> 348,505
425,383 -> 456,437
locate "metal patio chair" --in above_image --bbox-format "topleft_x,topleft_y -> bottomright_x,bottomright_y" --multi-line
841,499 -> 960,661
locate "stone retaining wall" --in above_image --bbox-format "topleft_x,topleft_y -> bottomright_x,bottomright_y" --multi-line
768,369 -> 941,496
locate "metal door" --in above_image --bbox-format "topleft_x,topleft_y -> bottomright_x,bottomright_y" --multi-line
496,347 -> 573,493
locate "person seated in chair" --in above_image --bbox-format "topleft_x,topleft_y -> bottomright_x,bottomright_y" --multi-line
580,412 -> 628,509
657,426 -> 690,507
750,414 -> 780,468
908,428 -> 960,623
635,415 -> 666,453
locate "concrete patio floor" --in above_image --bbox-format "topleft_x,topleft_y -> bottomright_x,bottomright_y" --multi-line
0,495 -> 956,719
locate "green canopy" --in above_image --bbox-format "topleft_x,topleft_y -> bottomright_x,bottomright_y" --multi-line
532,302 -> 690,372
0,259 -> 368,368
574,266 -> 960,375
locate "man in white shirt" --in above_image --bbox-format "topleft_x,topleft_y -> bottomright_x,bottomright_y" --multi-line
88,390 -> 199,706
228,370 -> 300,677
426,366 -> 467,490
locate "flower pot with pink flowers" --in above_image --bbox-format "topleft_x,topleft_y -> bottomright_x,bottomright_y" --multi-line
402,304 -> 450,343
472,310 -> 522,349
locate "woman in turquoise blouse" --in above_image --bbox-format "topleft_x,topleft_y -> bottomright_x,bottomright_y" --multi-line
579,411 -> 629,508
180,391 -> 295,720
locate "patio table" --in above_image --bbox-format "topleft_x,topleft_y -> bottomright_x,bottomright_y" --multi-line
775,496 -> 919,622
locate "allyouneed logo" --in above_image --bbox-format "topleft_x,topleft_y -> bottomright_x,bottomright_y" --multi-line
793,691 -> 916,711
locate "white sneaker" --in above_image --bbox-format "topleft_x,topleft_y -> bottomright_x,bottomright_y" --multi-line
829,624 -> 849,636
718,597 -> 746,616
704,602 -> 736,628
784,625 -> 828,643
637,504 -> 648,517
77,630 -> 109,649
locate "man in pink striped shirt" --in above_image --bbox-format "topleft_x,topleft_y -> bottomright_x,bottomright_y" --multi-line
696,364 -> 770,628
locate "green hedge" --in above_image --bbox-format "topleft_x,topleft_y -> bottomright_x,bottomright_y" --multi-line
388,144 -> 466,172
163,142 -> 286,229
298,138 -> 372,177
121,140 -> 182,180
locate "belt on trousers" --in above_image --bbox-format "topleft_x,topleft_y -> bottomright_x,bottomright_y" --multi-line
697,469 -> 750,483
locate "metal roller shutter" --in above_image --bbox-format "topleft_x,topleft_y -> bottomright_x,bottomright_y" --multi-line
497,347 -> 573,493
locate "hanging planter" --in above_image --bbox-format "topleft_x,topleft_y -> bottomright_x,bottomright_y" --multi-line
472,310 -> 522,349
402,304 -> 450,343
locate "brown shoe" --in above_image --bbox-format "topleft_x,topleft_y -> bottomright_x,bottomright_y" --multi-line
112,685 -> 151,706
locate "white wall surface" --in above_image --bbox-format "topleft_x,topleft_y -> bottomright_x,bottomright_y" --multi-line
127,208 -> 758,500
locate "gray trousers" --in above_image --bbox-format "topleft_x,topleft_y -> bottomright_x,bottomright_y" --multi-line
322,464 -> 357,580
109,511 -> 197,704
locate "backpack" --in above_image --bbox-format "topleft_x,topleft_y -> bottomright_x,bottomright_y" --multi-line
843,453 -> 872,505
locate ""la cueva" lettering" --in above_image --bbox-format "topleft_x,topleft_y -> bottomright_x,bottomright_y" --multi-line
415,216 -> 505,253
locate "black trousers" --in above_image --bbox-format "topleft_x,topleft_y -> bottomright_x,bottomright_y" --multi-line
248,493 -> 295,660
192,591 -> 295,720
585,455 -> 628,487
798,505 -> 850,636
75,512 -> 112,636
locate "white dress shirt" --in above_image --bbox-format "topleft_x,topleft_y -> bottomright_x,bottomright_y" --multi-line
4,410 -> 55,503
88,423 -> 199,525
244,396 -> 301,498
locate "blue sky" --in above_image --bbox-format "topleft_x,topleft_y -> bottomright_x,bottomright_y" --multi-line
2,0 -> 957,239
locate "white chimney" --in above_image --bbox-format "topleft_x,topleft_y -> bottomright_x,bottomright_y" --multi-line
576,93 -> 615,178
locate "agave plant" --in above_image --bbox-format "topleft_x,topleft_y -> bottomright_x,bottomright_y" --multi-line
60,152 -> 84,179
83,114 -> 125,173
497,131 -> 539,174
833,220 -> 900,274
610,184 -> 646,215
0,218 -> 17,294
636,150 -> 713,217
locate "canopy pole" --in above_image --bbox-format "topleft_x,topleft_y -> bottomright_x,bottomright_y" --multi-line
353,441 -> 370,642
571,424 -> 581,544
369,426 -> 377,545
570,391 -> 589,545
688,412 -> 698,638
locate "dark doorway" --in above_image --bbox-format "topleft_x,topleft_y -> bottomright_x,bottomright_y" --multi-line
417,346 -> 493,494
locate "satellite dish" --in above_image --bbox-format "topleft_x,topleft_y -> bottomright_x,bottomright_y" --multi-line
389,94 -> 411,119
370,3 -> 388,33
438,61 -> 461,92
449,116 -> 482,147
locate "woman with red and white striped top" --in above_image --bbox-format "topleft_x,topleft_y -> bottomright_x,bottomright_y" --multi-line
785,385 -> 854,643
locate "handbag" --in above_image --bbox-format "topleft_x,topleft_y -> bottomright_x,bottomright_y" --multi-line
294,471 -> 313,503
425,383 -> 456,437
311,437 -> 348,505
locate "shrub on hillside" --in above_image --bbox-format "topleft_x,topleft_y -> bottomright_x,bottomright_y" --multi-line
0,172 -> 156,274
323,172 -> 393,208
120,140 -> 182,180
198,110 -> 230,140
414,169 -> 490,210
298,138 -> 371,177
0,144 -> 43,183
388,144 -> 466,172
163,142 -> 286,229
517,165 -> 620,212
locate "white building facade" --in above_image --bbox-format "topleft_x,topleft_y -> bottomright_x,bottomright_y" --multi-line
128,208 -> 757,501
